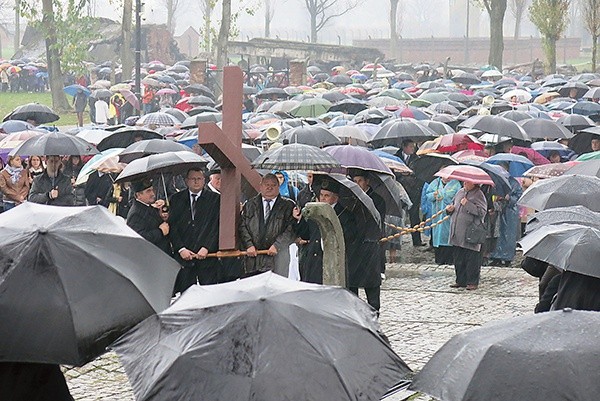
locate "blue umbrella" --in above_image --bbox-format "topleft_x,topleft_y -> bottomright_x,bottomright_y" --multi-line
64,84 -> 91,97
487,153 -> 534,177
566,100 -> 600,116
371,149 -> 406,164
461,160 -> 511,196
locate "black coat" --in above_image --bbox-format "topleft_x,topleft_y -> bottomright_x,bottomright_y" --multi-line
552,271 -> 600,312
126,200 -> 171,255
348,200 -> 384,288
84,172 -> 113,206
168,189 -> 222,288
28,171 -> 75,206
239,194 -> 296,275
295,203 -> 357,285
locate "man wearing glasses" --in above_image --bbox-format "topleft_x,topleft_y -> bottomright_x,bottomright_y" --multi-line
168,168 -> 221,292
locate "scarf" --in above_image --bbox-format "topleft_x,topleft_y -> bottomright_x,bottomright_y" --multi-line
5,165 -> 23,184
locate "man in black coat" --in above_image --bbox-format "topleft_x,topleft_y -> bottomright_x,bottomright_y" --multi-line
126,179 -> 171,255
396,139 -> 425,247
168,168 -> 222,291
84,171 -> 113,206
239,173 -> 296,276
295,179 -> 357,285
28,155 -> 75,206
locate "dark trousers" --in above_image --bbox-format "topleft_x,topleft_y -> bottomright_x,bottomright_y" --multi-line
348,286 -> 381,311
0,363 -> 74,401
408,205 -> 422,246
453,246 -> 482,286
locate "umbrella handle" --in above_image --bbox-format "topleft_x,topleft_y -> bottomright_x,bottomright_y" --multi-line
205,250 -> 271,258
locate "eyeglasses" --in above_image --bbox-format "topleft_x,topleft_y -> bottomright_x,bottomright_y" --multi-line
187,177 -> 204,182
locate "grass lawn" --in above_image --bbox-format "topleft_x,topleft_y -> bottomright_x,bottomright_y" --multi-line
0,92 -> 88,127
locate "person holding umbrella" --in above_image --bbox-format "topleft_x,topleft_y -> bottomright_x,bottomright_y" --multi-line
28,155 -> 75,206
446,180 -> 487,290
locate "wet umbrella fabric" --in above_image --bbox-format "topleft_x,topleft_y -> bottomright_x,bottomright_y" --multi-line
75,129 -> 113,145
0,204 -> 179,366
523,163 -> 573,179
251,143 -> 341,171
10,132 -> 98,156
116,151 -> 208,183
113,272 -> 410,401
63,84 -> 91,97
3,103 -> 59,124
118,139 -> 192,163
525,205 -> 600,234
435,165 -> 495,186
518,119 -> 573,139
518,175 -> 600,211
283,125 -> 341,147
411,309 -> 600,401
458,115 -> 530,141
0,120 -> 35,134
96,127 -> 163,152
486,153 -> 534,177
410,154 -> 458,183
461,161 -> 511,196
369,120 -> 438,147
565,159 -> 600,177
519,223 -> 600,278
324,145 -> 394,175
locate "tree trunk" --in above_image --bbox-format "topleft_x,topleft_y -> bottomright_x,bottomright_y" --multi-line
42,0 -> 70,111
203,0 -> 212,52
514,8 -> 522,39
543,36 -> 557,74
389,0 -> 399,60
310,11 -> 317,43
215,0 -> 231,97
488,0 -> 507,70
121,0 -> 133,81
593,35 -> 598,73
14,0 -> 20,54
265,0 -> 271,38
167,0 -> 174,35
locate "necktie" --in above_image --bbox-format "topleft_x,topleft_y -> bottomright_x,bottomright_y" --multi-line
264,200 -> 271,222
191,193 -> 199,220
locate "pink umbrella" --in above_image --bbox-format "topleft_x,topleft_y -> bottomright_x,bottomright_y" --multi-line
452,149 -> 489,163
119,89 -> 140,110
156,88 -> 177,96
511,145 -> 550,165
435,165 -> 495,186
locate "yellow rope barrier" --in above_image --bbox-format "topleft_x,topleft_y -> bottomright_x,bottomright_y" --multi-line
379,209 -> 451,243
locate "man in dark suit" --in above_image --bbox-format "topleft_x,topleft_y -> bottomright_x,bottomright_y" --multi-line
126,179 -> 171,255
294,179 -> 357,285
168,168 -> 222,291
396,139 -> 425,247
239,173 -> 296,277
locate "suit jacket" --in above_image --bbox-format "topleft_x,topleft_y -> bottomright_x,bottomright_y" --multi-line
168,189 -> 220,262
239,194 -> 296,275
126,200 -> 171,254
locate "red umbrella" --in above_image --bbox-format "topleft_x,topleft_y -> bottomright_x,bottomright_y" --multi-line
437,133 -> 484,153
510,145 -> 550,165
435,165 -> 495,186
175,97 -> 192,112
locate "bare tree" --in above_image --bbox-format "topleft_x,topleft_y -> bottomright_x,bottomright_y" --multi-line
509,0 -> 529,39
215,0 -> 231,96
303,0 -> 360,43
264,0 -> 276,38
199,0 -> 216,52
163,0 -> 183,35
389,0 -> 400,59
14,0 -> 20,53
121,0 -> 133,81
529,0 -> 570,73
582,0 -> 600,71
482,0 -> 508,70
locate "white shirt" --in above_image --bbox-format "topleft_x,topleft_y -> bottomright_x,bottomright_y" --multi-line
263,197 -> 274,220
95,100 -> 110,124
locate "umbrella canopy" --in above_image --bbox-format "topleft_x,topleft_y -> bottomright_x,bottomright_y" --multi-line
331,126 -> 371,143
435,164 -> 495,186
120,89 -> 141,110
118,139 -> 192,163
458,115 -> 530,141
91,88 -> 112,99
411,309 -> 600,401
75,129 -> 113,145
0,203 -> 179,366
519,223 -> 600,278
187,95 -> 216,106
501,88 -> 532,103
518,118 -> 573,139
487,153 -> 534,177
289,98 -> 332,118
525,205 -> 600,234
411,153 -> 459,183
369,120 -> 438,148
184,83 -> 214,98
3,103 -> 59,124
75,148 -> 125,186
0,120 -> 35,134
137,112 -> 181,127
436,133 -> 483,153
518,174 -> 600,211
461,160 -> 512,196
370,172 -> 413,215
256,87 -> 289,99
565,159 -> 600,177
113,272 -> 410,401
0,130 -> 45,161
63,84 -> 90,97
523,163 -> 573,179
96,127 -> 163,152
10,132 -> 98,157
556,114 -> 594,132
116,150 -> 208,182
283,125 -> 341,148
324,145 -> 394,175
452,149 -> 488,163
576,150 -> 600,161
420,120 -> 455,135
565,100 -> 600,116
251,143 -> 341,171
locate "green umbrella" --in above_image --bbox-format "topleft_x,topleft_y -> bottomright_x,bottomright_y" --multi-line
407,98 -> 432,107
290,98 -> 332,118
378,88 -> 412,101
418,92 -> 448,104
576,150 -> 600,161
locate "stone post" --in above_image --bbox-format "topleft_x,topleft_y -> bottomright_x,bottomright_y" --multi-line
189,60 -> 207,85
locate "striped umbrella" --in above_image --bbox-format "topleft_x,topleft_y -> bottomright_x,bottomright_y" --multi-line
137,112 -> 181,127
435,165 -> 495,186
251,143 -> 341,171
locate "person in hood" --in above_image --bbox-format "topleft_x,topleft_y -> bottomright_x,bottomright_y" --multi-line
273,170 -> 299,202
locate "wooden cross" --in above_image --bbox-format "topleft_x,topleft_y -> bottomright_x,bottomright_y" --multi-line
198,66 -> 262,251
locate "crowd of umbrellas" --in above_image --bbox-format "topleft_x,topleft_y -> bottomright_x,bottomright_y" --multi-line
2,61 -> 600,401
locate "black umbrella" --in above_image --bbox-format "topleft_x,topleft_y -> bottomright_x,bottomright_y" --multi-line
498,110 -> 533,122
518,174 -> 600,211
91,88 -> 112,99
187,95 -> 216,107
256,87 -> 288,99
116,150 -> 208,182
450,71 -> 481,86
164,108 -> 189,123
369,120 -> 438,148
187,106 -> 219,116
411,309 -> 600,401
410,153 -> 458,183
326,74 -> 352,85
182,112 -> 222,128
525,205 -> 600,234
284,125 -> 341,147
118,139 -> 192,163
3,103 -> 59,124
353,108 -> 394,124
184,83 -> 214,98
519,223 -> 600,278
518,118 -> 574,139
321,91 -> 350,103
556,113 -> 594,132
10,132 -> 98,156
328,98 -> 368,114
112,272 -> 410,401
419,120 -> 455,135
370,172 -> 412,216
251,143 -> 341,171
458,115 -> 530,141
558,80 -> 590,98
96,127 -> 163,152
0,203 -> 179,366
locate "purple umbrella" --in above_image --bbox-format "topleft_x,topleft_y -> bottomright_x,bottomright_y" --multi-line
324,145 -> 393,175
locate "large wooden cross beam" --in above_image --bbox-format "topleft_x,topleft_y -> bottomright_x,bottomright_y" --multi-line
198,66 -> 262,250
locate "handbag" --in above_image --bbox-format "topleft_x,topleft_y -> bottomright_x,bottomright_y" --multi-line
465,217 -> 486,244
